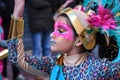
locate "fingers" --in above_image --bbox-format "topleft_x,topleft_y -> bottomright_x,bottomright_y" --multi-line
63,0 -> 74,8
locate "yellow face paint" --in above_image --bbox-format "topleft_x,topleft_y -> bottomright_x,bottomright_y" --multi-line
51,22 -> 74,40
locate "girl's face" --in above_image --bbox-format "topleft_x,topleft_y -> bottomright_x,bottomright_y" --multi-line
50,16 -> 75,53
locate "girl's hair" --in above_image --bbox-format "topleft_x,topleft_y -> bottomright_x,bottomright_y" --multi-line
96,32 -> 118,61
60,14 -> 78,36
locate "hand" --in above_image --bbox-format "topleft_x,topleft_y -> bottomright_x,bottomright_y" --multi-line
66,0 -> 74,4
13,0 -> 25,18
62,0 -> 74,8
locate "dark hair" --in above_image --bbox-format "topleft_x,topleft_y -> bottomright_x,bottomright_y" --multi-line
96,32 -> 118,61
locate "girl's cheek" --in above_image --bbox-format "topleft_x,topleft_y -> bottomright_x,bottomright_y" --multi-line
51,31 -> 74,40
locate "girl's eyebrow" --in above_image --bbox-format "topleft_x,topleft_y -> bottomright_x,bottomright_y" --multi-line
58,23 -> 70,27
59,25 -> 66,28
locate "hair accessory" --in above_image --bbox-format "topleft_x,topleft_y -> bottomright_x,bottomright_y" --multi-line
82,0 -> 120,62
88,5 -> 116,30
59,7 -> 96,50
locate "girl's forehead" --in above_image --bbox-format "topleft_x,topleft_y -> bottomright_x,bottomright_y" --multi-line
56,16 -> 68,23
55,16 -> 72,27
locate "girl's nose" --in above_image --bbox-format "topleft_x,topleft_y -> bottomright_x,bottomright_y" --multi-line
50,32 -> 55,38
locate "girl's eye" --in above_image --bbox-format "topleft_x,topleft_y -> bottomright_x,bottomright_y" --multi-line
58,28 -> 66,33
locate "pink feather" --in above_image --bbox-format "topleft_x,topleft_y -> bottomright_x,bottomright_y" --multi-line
88,5 -> 116,30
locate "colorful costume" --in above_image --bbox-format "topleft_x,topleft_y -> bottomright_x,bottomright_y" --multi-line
8,38 -> 120,79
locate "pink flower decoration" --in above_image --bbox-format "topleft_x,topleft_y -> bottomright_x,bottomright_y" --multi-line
88,5 -> 116,30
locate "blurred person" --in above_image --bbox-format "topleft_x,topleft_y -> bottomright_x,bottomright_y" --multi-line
25,0 -> 54,58
1,0 -> 26,80
53,0 -> 80,20
0,16 -> 4,80
0,1 -> 5,79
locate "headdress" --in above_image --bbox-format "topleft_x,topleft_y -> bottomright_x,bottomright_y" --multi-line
57,0 -> 120,62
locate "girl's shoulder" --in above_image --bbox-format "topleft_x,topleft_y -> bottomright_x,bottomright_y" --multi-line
86,54 -> 120,70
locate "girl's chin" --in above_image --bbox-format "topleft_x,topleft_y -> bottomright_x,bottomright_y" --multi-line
51,48 -> 60,54
51,49 -> 58,53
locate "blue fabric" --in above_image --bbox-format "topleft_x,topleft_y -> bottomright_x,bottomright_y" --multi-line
0,74 -> 2,80
32,31 -> 51,57
50,65 -> 65,80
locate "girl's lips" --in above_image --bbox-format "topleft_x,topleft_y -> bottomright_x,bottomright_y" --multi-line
50,40 -> 56,45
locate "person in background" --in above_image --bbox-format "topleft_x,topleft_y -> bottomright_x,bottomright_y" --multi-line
25,0 -> 57,79
1,0 -> 26,80
53,0 -> 81,20
0,1 -> 6,79
25,0 -> 54,58
0,16 -> 4,80
7,0 -> 120,80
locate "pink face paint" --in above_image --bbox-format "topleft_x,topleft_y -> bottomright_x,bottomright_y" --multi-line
51,22 -> 74,40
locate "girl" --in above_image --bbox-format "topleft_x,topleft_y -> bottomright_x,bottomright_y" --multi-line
7,0 -> 120,80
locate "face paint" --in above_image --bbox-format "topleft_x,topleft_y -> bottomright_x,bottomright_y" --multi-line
51,22 -> 74,40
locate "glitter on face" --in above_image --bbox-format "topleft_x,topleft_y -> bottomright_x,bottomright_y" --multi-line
51,22 -> 74,40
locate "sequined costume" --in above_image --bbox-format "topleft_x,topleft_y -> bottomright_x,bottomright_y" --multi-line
8,38 -> 120,80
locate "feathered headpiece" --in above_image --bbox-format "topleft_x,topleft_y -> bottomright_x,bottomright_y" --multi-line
83,0 -> 120,62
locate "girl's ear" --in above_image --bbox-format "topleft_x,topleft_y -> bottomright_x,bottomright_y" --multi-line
75,38 -> 82,47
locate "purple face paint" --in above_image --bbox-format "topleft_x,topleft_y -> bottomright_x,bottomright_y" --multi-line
51,22 -> 74,40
